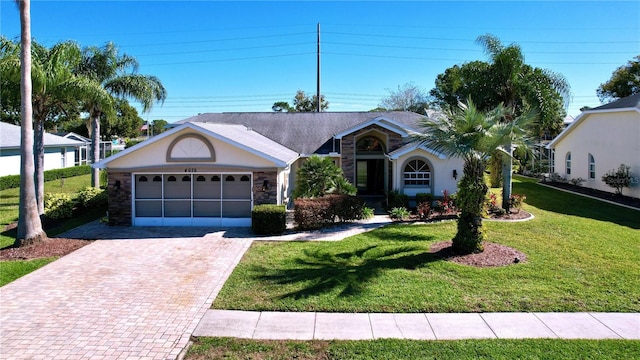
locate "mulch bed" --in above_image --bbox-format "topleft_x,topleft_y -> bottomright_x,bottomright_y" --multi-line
430,240 -> 527,267
0,237 -> 93,261
543,181 -> 640,209
486,209 -> 532,221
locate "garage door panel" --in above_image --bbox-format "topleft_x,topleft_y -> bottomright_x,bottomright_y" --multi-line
164,200 -> 191,217
194,177 -> 220,199
222,201 -> 251,218
194,201 -> 221,217
164,175 -> 191,199
135,175 -> 162,199
136,200 -> 162,217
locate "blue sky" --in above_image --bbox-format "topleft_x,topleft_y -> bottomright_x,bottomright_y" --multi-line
1,1 -> 639,122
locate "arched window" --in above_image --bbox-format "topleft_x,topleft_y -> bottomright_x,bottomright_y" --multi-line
138,176 -> 148,182
356,136 -> 385,153
588,154 -> 595,179
153,176 -> 162,182
211,175 -> 221,182
196,175 -> 206,182
565,152 -> 572,175
404,159 -> 431,186
225,175 -> 235,182
167,176 -> 177,182
182,175 -> 191,182
240,175 -> 250,182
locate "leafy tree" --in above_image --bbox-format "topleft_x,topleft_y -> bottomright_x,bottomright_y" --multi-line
13,0 -> 46,246
293,155 -> 355,198
75,42 -> 167,187
411,100 -> 531,254
100,98 -> 144,139
597,56 -> 640,102
379,82 -> 431,114
150,119 -> 168,135
272,90 -> 328,112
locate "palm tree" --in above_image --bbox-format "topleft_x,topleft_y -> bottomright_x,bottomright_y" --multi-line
476,34 -> 571,212
412,100 -> 509,254
75,42 -> 167,187
14,0 -> 46,246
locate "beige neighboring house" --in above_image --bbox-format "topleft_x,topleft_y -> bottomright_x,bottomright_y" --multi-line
0,122 -> 85,177
547,93 -> 640,199
94,111 -> 465,227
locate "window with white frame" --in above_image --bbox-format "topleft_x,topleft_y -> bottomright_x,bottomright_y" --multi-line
588,153 -> 595,179
403,159 -> 431,186
565,152 -> 571,175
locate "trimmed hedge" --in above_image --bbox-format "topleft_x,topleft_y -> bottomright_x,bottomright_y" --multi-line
415,192 -> 434,205
252,204 -> 287,235
386,190 -> 409,210
294,194 -> 367,230
43,187 -> 108,221
0,165 -> 92,190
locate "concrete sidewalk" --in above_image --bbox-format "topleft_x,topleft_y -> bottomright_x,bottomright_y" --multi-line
194,310 -> 640,340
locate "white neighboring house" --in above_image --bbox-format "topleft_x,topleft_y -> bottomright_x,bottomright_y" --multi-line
0,122 -> 85,177
547,93 -> 640,199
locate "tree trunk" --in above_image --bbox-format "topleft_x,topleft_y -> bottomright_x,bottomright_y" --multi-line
90,110 -> 101,188
34,118 -> 45,215
16,0 -> 47,247
452,156 -> 488,254
501,143 -> 513,213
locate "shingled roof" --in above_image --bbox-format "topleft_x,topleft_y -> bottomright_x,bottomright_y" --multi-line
174,111 -> 430,155
591,93 -> 640,111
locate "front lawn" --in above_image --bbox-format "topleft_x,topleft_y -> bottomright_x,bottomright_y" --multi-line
213,177 -> 640,313
186,338 -> 640,360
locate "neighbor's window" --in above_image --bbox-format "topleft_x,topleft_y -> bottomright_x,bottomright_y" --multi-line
566,152 -> 572,175
403,159 -> 430,186
588,153 -> 595,179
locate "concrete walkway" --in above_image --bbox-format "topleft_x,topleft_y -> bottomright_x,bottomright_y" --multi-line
194,310 -> 640,340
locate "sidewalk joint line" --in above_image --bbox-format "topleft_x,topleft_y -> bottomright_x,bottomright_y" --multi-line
532,312 -> 560,339
587,312 -> 624,339
478,313 -> 499,339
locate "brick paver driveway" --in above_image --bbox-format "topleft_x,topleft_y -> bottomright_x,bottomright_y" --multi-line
0,234 -> 252,359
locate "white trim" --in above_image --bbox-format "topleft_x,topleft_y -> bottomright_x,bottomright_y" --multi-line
334,116 -> 410,139
388,143 -> 447,160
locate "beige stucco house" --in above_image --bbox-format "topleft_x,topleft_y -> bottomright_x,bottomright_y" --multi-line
547,93 -> 640,199
94,111 -> 464,226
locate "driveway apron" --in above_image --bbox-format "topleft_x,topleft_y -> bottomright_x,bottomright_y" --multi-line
0,234 -> 252,360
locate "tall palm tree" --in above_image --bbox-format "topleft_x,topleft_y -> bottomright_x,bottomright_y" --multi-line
75,42 -> 167,187
14,0 -> 46,246
476,34 -> 570,211
412,100 -> 537,254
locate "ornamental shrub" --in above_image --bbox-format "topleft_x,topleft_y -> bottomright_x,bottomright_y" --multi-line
77,187 -> 108,209
294,195 -> 367,230
602,164 -> 632,195
386,190 -> 409,209
415,193 -> 434,206
252,204 -> 287,235
389,207 -> 410,221
44,193 -> 75,220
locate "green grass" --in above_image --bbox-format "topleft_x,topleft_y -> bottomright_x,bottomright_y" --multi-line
186,338 -> 640,360
213,176 -> 640,313
0,174 -> 102,287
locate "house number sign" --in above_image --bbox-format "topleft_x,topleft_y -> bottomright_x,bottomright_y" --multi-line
184,168 -> 197,172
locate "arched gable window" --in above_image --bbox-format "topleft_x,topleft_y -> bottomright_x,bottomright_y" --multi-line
588,153 -> 595,179
356,136 -> 385,153
166,133 -> 215,162
565,152 -> 572,175
403,159 -> 431,186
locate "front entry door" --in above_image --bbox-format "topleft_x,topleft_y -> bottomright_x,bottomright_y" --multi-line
356,159 -> 385,195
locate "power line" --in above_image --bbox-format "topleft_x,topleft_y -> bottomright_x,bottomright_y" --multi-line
120,32 -> 316,48
144,52 -> 314,66
135,42 -> 315,57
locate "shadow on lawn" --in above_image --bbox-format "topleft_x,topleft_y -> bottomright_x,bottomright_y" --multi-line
514,179 -> 639,229
255,244 -> 443,299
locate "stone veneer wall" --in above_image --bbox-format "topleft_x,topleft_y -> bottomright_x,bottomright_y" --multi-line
253,171 -> 278,205
107,172 -> 132,226
340,124 -> 404,185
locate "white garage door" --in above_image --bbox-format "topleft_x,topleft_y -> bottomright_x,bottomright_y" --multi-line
133,173 -> 252,226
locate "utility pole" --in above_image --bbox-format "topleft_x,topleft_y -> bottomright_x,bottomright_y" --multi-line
317,22 -> 321,112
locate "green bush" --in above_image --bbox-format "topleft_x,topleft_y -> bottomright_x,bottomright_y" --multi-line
0,165 -> 92,190
252,204 -> 287,235
386,190 -> 408,209
77,187 -> 108,209
389,207 -> 410,221
415,193 -> 434,206
293,155 -> 356,198
44,193 -> 75,220
294,195 -> 367,230
602,164 -> 632,195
